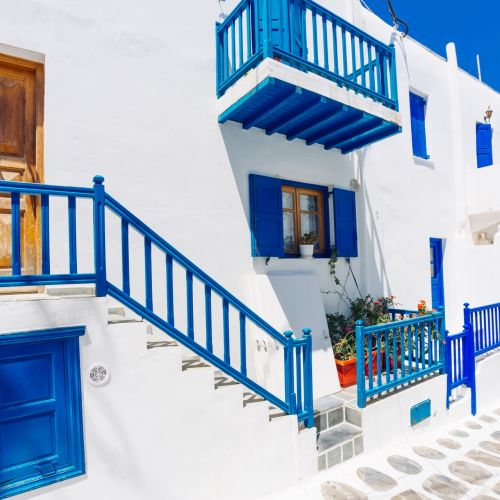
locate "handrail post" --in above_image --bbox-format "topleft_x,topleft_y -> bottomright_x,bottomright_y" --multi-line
444,329 -> 451,409
463,303 -> 477,415
437,306 -> 445,373
93,175 -> 107,297
388,43 -> 399,111
302,328 -> 314,428
284,330 -> 297,414
262,0 -> 273,59
355,320 -> 366,408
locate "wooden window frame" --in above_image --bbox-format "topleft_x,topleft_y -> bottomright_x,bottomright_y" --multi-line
282,184 -> 326,256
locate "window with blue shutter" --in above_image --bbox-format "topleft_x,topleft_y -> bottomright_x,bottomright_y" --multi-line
0,327 -> 85,498
249,174 -> 331,258
409,92 -> 429,159
333,188 -> 358,257
476,123 -> 493,168
249,174 -> 284,257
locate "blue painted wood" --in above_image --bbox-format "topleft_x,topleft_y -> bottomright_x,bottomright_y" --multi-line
68,196 -> 78,274
41,194 -> 50,275
216,0 -> 399,113
430,238 -> 445,310
249,174 -> 284,257
0,179 -> 315,428
11,192 -> 21,276
357,311 -> 445,407
205,285 -> 213,353
144,237 -> 153,311
186,270 -> 194,341
121,220 -> 130,295
240,312 -> 247,375
410,92 -> 429,159
92,176 -> 107,297
223,298 -> 230,364
0,326 -> 85,498
476,123 -> 493,168
410,399 -> 431,426
284,331 -> 296,413
295,344 -> 303,414
166,254 -> 174,326
333,188 -> 357,257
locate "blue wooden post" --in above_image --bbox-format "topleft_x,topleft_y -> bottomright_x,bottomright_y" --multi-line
437,306 -> 446,373
388,44 -> 399,111
93,175 -> 107,297
356,320 -> 366,408
41,194 -> 50,275
464,303 -> 477,415
262,0 -> 273,59
11,192 -> 21,276
444,329 -> 451,409
284,330 -> 297,413
302,328 -> 314,428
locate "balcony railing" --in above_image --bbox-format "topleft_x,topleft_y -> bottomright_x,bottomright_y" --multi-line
216,0 -> 398,110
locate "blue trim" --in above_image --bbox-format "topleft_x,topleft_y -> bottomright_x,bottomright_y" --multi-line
410,399 -> 431,426
0,326 -> 85,498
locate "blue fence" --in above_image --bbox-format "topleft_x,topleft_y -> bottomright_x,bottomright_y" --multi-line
445,324 -> 476,416
467,302 -> 500,356
356,310 -> 445,408
0,178 -> 314,427
216,0 -> 398,110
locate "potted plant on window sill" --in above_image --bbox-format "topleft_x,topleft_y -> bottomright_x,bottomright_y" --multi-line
299,232 -> 317,258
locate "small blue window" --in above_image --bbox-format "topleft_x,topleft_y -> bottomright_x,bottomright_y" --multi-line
0,327 -> 85,498
409,92 -> 429,159
476,123 -> 493,168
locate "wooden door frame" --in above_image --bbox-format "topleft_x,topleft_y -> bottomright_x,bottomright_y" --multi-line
0,52 -> 44,285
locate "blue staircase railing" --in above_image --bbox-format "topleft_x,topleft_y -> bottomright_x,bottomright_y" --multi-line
356,310 -> 446,407
466,301 -> 500,356
216,0 -> 398,110
0,177 -> 314,427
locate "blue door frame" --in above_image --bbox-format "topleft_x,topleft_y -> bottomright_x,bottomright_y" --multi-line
430,238 -> 445,310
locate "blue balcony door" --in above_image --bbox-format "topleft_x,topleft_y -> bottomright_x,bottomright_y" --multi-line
255,0 -> 304,56
430,238 -> 444,310
0,329 -> 85,498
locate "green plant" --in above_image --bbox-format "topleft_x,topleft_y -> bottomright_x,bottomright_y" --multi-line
300,232 -> 317,245
327,295 -> 396,360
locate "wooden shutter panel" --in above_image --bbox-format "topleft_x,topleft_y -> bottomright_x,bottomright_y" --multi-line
249,174 -> 284,257
409,92 -> 428,159
333,188 -> 358,257
476,123 -> 493,168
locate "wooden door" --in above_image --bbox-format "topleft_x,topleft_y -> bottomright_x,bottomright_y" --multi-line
0,54 -> 44,290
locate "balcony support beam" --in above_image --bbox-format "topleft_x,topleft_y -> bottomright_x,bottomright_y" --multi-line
243,87 -> 302,130
287,104 -> 345,141
324,116 -> 383,150
306,110 -> 364,146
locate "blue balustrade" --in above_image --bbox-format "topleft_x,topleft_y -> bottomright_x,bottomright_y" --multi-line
445,320 -> 476,415
467,302 -> 500,356
356,310 -> 445,408
216,0 -> 398,110
0,177 -> 314,428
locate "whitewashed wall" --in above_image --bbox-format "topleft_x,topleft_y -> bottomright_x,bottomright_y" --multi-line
0,0 -> 498,375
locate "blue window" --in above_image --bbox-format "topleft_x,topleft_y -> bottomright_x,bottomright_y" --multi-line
249,174 -> 357,258
476,123 -> 493,168
409,92 -> 429,159
0,326 -> 85,498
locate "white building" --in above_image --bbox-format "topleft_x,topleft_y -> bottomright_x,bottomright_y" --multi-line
0,0 -> 499,498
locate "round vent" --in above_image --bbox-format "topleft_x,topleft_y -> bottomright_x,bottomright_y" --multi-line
349,178 -> 360,192
87,363 -> 110,386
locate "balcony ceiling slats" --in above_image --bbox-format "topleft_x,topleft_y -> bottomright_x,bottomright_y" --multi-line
219,77 -> 401,154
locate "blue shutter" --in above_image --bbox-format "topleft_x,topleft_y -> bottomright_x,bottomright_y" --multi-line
249,174 -> 284,257
257,0 -> 285,49
333,188 -> 357,257
476,123 -> 493,168
409,92 -> 428,159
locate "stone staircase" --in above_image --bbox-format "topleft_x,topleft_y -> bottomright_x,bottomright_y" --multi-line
314,391 -> 364,471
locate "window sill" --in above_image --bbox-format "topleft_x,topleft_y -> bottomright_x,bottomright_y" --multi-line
413,155 -> 434,168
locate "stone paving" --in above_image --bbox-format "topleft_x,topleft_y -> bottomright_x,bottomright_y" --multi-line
262,405 -> 500,500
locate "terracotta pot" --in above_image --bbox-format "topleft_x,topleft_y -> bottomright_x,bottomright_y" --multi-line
335,351 -> 379,388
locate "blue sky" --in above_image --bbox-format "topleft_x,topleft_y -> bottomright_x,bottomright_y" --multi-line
364,0 -> 500,91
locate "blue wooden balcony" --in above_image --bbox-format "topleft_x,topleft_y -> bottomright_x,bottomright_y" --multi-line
216,0 -> 401,153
